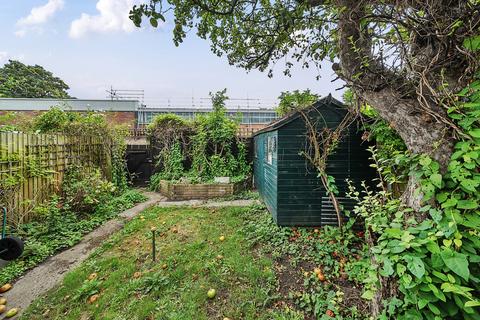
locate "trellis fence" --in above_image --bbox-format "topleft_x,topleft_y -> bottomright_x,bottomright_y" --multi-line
0,131 -> 112,224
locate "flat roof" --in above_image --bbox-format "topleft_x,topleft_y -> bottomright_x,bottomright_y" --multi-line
0,98 -> 139,112
138,107 -> 276,113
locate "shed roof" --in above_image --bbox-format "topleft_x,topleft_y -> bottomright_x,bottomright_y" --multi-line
252,94 -> 346,137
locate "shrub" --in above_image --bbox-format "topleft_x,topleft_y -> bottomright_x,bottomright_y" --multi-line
148,89 -> 251,187
62,165 -> 116,214
29,107 -> 129,191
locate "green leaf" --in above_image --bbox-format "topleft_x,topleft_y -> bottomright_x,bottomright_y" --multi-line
440,251 -> 470,281
385,228 -> 403,239
381,259 -> 394,276
361,290 -> 375,300
442,198 -> 457,208
407,256 -> 425,279
465,300 -> 480,308
397,263 -> 407,276
404,307 -> 422,319
150,17 -> 158,27
426,241 -> 440,254
418,298 -> 429,309
468,128 -> 480,138
463,35 -> 480,51
457,200 -> 478,210
432,270 -> 447,281
460,179 -> 479,192
430,173 -> 442,188
436,192 -> 448,203
428,284 -> 446,302
420,156 -> 432,167
428,303 -> 442,315
421,182 -> 435,200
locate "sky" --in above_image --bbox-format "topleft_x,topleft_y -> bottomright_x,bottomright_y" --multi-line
0,0 -> 345,108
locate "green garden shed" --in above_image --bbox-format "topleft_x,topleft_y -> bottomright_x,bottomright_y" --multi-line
253,95 -> 375,226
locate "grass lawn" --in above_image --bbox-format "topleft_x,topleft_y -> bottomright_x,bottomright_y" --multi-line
22,204 -> 369,320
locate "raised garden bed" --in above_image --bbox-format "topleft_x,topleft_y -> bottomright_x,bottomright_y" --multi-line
158,179 -> 246,200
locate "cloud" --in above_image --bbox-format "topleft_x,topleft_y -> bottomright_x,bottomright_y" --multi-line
0,52 -> 26,65
69,0 -> 143,39
16,0 -> 64,36
0,52 -> 8,64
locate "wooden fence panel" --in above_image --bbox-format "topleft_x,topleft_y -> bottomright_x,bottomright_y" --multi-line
0,132 -> 111,224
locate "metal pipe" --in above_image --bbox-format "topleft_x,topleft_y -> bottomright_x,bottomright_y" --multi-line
1,207 -> 7,239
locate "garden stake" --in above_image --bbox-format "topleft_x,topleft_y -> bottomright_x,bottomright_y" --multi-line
151,227 -> 156,262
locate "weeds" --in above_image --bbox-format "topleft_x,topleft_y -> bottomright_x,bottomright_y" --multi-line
0,189 -> 147,285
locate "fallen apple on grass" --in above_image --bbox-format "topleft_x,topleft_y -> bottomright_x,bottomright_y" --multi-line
207,289 -> 216,299
88,294 -> 99,304
87,273 -> 98,281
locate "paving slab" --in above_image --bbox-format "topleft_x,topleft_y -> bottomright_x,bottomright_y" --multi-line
156,199 -> 261,207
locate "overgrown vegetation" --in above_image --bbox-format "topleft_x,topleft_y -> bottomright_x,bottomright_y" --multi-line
275,90 -> 319,116
0,107 -> 129,205
0,106 -> 140,283
345,75 -> 480,319
22,204 -> 369,320
0,171 -> 146,285
149,89 -> 250,188
243,205 -> 369,319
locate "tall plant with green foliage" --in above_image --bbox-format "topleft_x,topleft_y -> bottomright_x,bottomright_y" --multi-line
276,90 -> 319,116
148,90 -> 250,187
190,89 -> 249,180
30,107 -> 129,190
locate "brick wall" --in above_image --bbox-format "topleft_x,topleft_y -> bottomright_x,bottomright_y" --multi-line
238,123 -> 269,137
105,111 -> 136,127
0,110 -> 136,127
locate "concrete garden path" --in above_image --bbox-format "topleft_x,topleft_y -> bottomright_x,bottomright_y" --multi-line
156,198 -> 261,208
2,194 -> 260,317
2,191 -> 164,317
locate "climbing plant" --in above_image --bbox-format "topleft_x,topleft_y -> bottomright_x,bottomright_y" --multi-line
300,108 -> 357,228
347,71 -> 480,319
148,113 -> 193,180
275,90 -> 319,116
149,89 -> 250,187
30,108 -> 129,190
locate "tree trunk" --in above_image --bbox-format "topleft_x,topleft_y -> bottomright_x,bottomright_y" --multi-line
334,1 -> 455,316
335,1 -> 455,209
363,90 -> 454,316
362,89 -> 454,209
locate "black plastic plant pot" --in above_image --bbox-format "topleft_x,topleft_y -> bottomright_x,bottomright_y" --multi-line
0,236 -> 24,261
